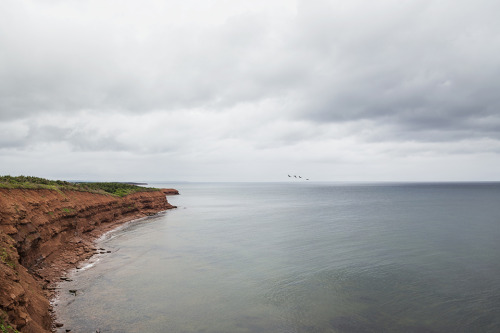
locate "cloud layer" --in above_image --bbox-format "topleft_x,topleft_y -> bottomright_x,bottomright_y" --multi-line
1,0 -> 500,181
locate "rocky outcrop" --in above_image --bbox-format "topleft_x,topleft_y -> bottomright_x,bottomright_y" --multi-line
0,188 -> 178,332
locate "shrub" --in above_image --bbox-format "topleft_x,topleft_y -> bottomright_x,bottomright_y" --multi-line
0,176 -> 160,197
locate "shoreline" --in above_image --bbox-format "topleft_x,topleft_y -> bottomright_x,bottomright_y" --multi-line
39,209 -> 172,289
0,188 -> 178,332
50,212 -> 169,331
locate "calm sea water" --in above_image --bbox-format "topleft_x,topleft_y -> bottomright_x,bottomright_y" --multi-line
56,182 -> 500,333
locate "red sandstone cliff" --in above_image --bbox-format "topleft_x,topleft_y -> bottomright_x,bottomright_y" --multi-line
0,188 -> 178,332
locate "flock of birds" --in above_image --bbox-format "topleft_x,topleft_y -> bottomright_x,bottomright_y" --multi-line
288,174 -> 310,180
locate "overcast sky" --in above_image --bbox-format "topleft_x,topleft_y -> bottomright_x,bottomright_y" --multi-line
1,0 -> 500,182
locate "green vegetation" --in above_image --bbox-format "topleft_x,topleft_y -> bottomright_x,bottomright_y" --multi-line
0,175 -> 160,197
0,248 -> 16,269
0,320 -> 17,333
0,315 -> 19,333
0,175 -> 71,187
78,182 -> 158,197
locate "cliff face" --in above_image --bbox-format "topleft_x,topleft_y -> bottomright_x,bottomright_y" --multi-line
0,188 -> 178,333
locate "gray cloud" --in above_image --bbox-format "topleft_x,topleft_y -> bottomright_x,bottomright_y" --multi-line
0,1 -> 299,119
2,0 -> 498,141
287,0 -> 500,141
1,0 -> 500,181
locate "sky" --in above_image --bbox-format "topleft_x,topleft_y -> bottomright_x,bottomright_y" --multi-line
1,0 -> 500,182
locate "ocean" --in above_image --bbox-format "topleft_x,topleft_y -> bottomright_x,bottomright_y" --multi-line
55,182 -> 500,332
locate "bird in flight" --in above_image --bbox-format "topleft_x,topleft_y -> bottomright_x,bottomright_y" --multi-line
288,174 -> 310,180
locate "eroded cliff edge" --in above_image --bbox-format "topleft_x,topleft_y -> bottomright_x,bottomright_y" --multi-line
0,188 -> 178,332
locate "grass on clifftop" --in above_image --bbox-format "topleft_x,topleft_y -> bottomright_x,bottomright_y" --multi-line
0,175 -> 160,197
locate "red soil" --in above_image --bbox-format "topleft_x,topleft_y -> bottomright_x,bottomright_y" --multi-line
0,188 -> 178,332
